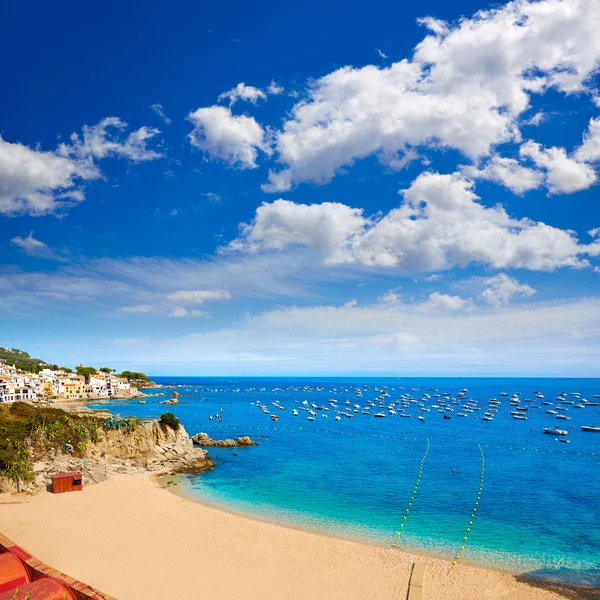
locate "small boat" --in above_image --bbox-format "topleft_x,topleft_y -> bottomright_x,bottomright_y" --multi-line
418,415 -> 425,421
482,416 -> 493,421
556,415 -> 570,420
374,413 -> 386,418
307,416 -> 315,421
271,415 -> 279,421
334,416 -> 341,421
581,425 -> 600,432
543,428 -> 567,435
513,415 -> 529,420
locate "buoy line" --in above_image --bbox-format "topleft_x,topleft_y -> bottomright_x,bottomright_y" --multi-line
451,443 -> 485,568
386,438 -> 430,561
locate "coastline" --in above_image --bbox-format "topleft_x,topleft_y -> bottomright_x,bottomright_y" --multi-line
163,476 -> 600,597
0,473 -> 579,600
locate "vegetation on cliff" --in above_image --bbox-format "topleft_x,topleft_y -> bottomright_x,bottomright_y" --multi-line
0,402 -> 139,484
159,412 -> 180,430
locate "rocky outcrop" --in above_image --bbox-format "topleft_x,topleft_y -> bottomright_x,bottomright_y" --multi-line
19,421 -> 213,493
191,432 -> 256,447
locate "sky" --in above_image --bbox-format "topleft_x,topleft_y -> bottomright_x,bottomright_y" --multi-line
1,0 -> 600,376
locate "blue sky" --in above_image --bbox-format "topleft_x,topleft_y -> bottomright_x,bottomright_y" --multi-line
2,0 -> 600,376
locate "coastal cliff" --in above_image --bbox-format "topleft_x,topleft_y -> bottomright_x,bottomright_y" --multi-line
0,403 -> 213,493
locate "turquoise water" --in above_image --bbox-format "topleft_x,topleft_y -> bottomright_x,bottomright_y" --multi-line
90,377 -> 600,586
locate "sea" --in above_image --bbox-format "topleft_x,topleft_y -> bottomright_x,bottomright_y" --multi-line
88,377 -> 600,587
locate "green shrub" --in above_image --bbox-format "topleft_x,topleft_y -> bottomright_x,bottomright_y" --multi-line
0,402 -> 104,483
159,412 -> 179,430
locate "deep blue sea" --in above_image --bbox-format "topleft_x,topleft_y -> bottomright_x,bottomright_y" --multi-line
89,377 -> 600,586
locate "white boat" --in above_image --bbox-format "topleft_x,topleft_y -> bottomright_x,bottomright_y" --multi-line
556,415 -> 570,420
482,416 -> 494,421
581,425 -> 600,432
418,415 -> 425,421
374,413 -> 386,418
543,428 -> 567,435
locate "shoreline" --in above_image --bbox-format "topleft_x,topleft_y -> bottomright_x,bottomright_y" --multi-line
0,473 -> 588,600
162,474 -> 600,592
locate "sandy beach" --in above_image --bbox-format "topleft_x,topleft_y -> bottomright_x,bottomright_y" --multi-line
0,474 -> 571,600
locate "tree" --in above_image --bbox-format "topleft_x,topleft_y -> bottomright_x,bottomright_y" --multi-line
100,367 -> 112,374
75,366 -> 97,382
119,371 -> 149,382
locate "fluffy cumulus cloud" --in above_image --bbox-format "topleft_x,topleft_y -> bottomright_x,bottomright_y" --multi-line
479,273 -> 536,306
419,292 -> 473,311
233,171 -> 599,272
261,0 -> 600,191
575,117 -> 600,163
461,156 -> 544,195
0,118 -> 162,217
519,141 -> 596,194
188,106 -> 268,169
229,200 -> 368,264
218,83 -> 267,106
0,137 -> 97,216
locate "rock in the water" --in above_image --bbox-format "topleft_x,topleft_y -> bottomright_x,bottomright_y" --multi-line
191,432 -> 255,447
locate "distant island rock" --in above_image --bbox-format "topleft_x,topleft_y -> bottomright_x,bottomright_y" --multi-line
191,432 -> 256,447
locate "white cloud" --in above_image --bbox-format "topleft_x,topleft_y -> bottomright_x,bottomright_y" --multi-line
150,103 -> 172,125
266,81 -> 284,95
263,0 -> 600,191
0,117 -> 163,217
120,304 -> 153,314
166,289 -> 231,304
462,155 -> 543,195
0,137 -> 98,216
524,111 -> 547,127
520,140 -> 596,194
10,232 -> 61,260
229,200 -> 368,264
168,307 -> 208,319
188,106 -> 268,169
479,273 -> 536,306
419,292 -> 473,311
60,117 -> 163,163
575,117 -> 600,163
92,294 -> 600,375
234,172 -> 598,272
380,290 -> 402,304
218,83 -> 267,106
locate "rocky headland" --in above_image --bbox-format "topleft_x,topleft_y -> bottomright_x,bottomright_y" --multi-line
0,403 -> 214,494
